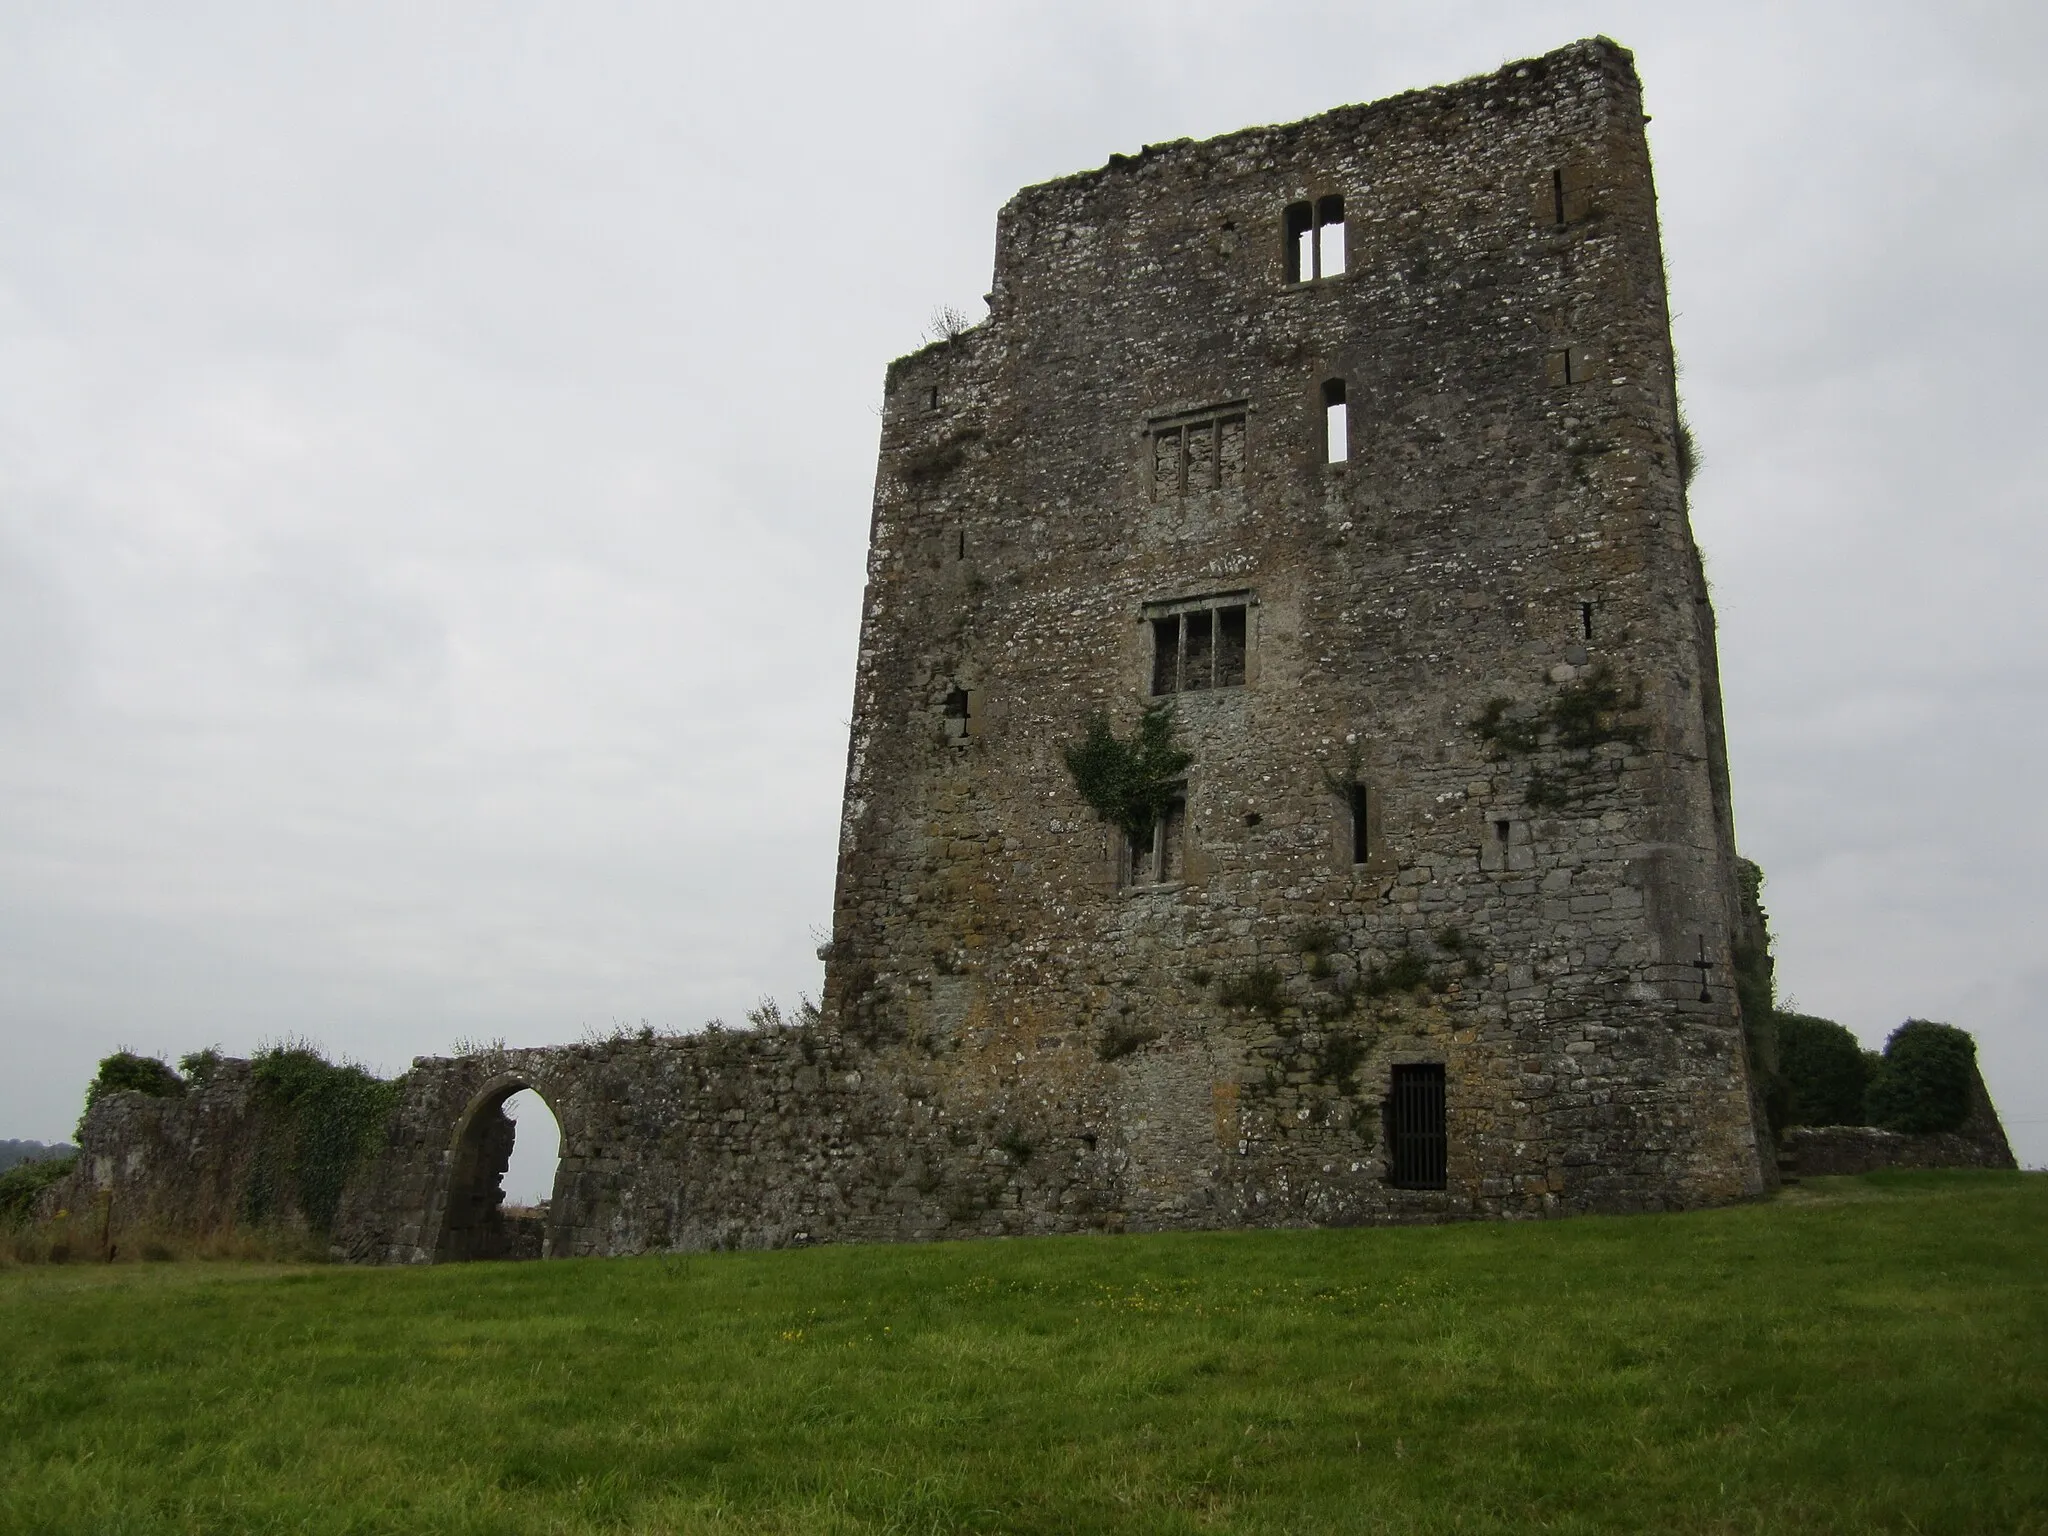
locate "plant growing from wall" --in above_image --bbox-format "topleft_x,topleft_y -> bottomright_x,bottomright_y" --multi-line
1362,947 -> 1433,999
1866,1021 -> 1978,1135
1476,664 -> 1645,759
901,427 -> 985,486
1296,922 -> 1340,977
1097,1018 -> 1162,1062
1217,966 -> 1286,1019
1310,1031 -> 1372,1096
1062,703 -> 1192,842
243,1045 -> 400,1233
84,1052 -> 185,1110
177,1047 -> 225,1085
1732,857 -> 1786,1131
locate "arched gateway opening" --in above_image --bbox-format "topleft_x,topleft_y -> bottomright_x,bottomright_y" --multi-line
435,1078 -> 564,1262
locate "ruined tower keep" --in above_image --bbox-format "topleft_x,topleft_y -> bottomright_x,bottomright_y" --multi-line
826,36 -> 1769,1224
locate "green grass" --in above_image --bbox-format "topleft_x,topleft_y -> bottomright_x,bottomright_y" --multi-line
2,1172 -> 2043,1534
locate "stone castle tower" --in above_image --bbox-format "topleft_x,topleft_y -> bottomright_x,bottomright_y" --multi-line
825,36 -> 1770,1223
52,39 -> 1779,1262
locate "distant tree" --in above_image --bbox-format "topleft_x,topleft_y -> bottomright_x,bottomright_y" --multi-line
1775,1014 -> 1871,1127
1865,1020 -> 1978,1135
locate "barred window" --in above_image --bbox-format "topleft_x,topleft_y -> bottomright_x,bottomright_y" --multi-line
1388,1064 -> 1447,1189
1149,595 -> 1250,695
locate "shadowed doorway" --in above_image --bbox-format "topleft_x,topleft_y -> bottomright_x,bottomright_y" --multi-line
435,1081 -> 563,1262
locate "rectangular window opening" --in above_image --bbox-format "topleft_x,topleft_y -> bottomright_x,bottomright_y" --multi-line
1150,406 -> 1247,498
1316,195 -> 1346,277
1284,200 -> 1314,283
1124,795 -> 1186,887
1323,379 -> 1349,463
927,385 -> 940,411
1551,167 -> 1566,228
1580,601 -> 1595,641
1348,783 -> 1369,865
1151,615 -> 1181,696
1388,1064 -> 1447,1189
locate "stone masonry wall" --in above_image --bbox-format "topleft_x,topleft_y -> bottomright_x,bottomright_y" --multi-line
825,35 -> 1769,1226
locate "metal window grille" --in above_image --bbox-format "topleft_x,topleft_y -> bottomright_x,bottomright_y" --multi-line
1388,1064 -> 1447,1189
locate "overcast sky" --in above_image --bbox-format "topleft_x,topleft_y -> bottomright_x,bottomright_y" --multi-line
3,1 -> 2043,1171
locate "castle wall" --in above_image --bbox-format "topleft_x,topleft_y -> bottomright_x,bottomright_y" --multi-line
826,35 -> 1769,1224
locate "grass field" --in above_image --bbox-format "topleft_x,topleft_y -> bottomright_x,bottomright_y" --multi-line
1,1172 -> 2042,1534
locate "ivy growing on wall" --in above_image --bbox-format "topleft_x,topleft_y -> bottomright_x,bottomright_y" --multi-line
1062,703 -> 1192,840
1474,664 -> 1645,759
243,1045 -> 400,1233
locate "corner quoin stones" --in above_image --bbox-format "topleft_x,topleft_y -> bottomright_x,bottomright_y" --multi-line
56,38 -> 1776,1262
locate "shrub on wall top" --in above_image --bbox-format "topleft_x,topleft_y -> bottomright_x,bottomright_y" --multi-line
1865,1020 -> 1977,1135
84,1052 -> 186,1110
1776,1013 -> 1871,1128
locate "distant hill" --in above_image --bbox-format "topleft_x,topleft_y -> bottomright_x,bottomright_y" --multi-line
0,1140 -> 78,1172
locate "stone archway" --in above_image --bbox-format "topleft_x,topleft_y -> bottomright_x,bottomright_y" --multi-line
434,1075 -> 564,1262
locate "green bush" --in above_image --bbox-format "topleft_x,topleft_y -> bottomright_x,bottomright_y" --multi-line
1062,704 -> 1192,840
84,1051 -> 185,1111
1777,1013 -> 1870,1127
1866,1021 -> 1978,1135
178,1047 -> 225,1084
0,1154 -> 75,1228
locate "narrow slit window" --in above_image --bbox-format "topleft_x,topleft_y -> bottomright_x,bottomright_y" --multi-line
1316,195 -> 1346,277
1551,167 -> 1566,228
1183,609 -> 1214,690
1284,201 -> 1314,283
1151,615 -> 1182,696
927,385 -> 940,410
958,529 -> 967,560
1388,1064 -> 1447,1189
1323,379 -> 1349,463
1580,601 -> 1595,641
1348,783 -> 1369,865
